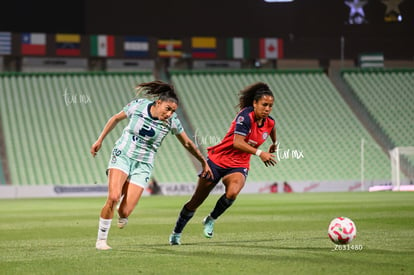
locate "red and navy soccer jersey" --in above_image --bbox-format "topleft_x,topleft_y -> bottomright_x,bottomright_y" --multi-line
207,106 -> 275,169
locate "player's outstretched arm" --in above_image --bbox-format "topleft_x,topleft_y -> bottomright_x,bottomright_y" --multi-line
175,131 -> 213,179
90,111 -> 127,157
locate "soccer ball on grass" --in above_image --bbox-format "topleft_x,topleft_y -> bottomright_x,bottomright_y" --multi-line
328,217 -> 356,245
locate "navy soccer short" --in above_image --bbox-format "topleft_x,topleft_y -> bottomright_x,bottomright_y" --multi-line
199,159 -> 248,184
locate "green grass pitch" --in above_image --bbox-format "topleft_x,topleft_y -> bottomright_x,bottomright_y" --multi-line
0,192 -> 413,274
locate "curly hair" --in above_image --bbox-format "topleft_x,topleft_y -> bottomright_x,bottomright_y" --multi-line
238,82 -> 273,109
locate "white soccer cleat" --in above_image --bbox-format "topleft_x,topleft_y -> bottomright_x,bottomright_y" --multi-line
96,240 -> 112,250
117,218 -> 128,229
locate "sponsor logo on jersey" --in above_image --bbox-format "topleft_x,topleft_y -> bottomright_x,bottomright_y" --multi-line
139,124 -> 156,137
112,148 -> 122,156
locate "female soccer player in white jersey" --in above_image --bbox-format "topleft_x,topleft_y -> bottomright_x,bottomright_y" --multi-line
169,82 -> 277,245
91,80 -> 213,250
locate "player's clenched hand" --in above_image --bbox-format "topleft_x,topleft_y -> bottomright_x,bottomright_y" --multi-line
259,151 -> 277,167
90,140 -> 102,157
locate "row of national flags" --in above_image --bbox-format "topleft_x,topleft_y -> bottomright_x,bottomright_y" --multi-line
0,32 -> 284,59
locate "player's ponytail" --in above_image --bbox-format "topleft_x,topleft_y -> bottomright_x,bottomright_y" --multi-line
135,80 -> 179,105
238,82 -> 273,109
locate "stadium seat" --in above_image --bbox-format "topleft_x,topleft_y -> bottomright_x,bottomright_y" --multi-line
0,72 -> 197,185
342,69 -> 414,168
342,70 -> 414,148
0,70 -> 399,185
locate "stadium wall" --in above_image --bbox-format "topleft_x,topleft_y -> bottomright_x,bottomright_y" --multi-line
0,179 -> 395,199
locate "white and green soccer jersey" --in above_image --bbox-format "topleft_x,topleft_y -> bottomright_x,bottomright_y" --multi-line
113,98 -> 183,164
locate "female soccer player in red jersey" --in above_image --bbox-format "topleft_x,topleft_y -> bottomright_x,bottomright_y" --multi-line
169,82 -> 277,245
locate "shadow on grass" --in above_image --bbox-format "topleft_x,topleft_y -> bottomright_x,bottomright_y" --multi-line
116,237 -> 332,256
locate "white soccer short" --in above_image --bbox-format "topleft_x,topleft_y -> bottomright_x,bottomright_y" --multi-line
107,148 -> 153,188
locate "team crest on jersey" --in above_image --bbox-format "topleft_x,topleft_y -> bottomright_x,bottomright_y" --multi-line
237,116 -> 244,125
262,132 -> 268,140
